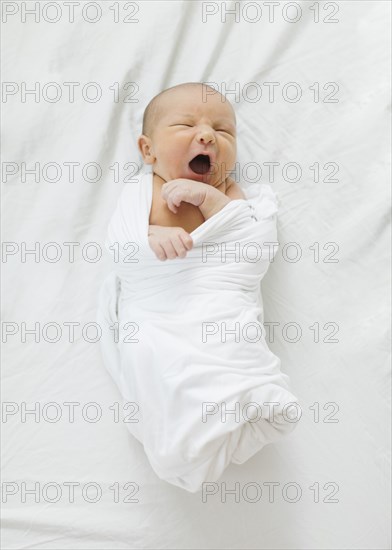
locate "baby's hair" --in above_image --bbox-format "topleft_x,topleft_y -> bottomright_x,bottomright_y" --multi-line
141,82 -> 233,137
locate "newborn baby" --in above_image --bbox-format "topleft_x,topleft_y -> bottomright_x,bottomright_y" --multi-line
98,81 -> 300,493
137,82 -> 246,260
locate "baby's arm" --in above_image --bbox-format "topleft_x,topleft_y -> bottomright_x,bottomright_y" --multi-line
149,178 -> 246,260
161,177 -> 245,222
198,177 -> 245,219
148,225 -> 193,261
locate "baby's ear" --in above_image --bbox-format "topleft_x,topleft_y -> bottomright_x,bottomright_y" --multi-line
138,134 -> 155,164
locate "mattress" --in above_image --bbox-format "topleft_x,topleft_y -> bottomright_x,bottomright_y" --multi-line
2,1 -> 390,548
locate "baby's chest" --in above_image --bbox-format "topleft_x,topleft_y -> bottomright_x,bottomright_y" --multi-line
149,189 -> 206,234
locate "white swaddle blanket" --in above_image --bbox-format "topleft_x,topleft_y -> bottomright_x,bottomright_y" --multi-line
97,168 -> 300,492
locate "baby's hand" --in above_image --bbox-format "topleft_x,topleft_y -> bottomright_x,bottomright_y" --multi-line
161,179 -> 208,213
148,225 -> 193,261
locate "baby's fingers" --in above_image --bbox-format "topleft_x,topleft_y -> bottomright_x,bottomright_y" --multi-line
166,200 -> 178,214
148,229 -> 193,261
162,183 -> 178,213
162,239 -> 180,260
165,230 -> 193,260
173,231 -> 193,259
150,241 -> 167,261
170,235 -> 190,259
179,231 -> 193,251
167,193 -> 183,214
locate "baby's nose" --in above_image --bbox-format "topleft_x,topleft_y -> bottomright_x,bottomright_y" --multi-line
198,129 -> 215,144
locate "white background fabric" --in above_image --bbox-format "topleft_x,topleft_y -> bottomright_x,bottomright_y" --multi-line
2,1 -> 390,548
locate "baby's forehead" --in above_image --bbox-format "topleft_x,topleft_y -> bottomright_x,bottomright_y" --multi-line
160,89 -> 236,122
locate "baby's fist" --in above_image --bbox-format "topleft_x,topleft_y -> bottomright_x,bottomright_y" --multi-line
148,225 -> 193,261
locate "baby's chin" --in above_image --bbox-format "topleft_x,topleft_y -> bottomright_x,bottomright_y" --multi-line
157,163 -> 224,185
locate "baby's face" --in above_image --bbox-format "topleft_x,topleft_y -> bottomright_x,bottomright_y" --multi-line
138,87 -> 237,187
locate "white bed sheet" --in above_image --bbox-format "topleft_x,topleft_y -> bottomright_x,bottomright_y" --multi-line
2,1 -> 390,548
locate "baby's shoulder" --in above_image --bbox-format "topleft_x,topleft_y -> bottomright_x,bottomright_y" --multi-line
225,178 -> 246,200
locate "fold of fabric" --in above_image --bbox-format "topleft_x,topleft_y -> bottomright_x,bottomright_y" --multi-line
97,168 -> 300,492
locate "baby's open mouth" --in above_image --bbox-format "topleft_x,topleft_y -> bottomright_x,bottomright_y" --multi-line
189,154 -> 211,175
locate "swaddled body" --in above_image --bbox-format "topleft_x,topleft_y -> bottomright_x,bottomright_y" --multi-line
97,83 -> 300,492
98,167 -> 299,493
